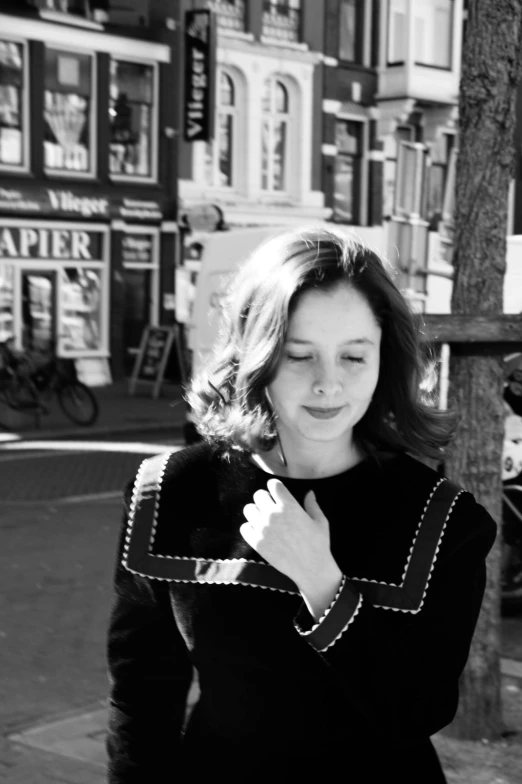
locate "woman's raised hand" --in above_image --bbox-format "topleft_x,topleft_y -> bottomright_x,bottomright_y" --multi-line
240,479 -> 336,592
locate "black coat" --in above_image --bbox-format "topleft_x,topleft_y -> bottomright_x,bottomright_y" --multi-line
106,442 -> 497,783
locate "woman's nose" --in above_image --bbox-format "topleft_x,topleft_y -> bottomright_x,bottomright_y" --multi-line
312,363 -> 343,396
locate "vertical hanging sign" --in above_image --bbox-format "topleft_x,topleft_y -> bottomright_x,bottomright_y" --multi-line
183,9 -> 216,143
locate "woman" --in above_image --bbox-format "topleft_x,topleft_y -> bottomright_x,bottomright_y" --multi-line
106,227 -> 497,783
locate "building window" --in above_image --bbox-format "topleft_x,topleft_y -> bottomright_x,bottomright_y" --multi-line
339,0 -> 364,63
383,125 -> 415,217
0,264 -> 14,342
44,49 -> 94,173
262,0 -> 301,43
43,0 -> 92,17
204,72 -> 235,187
61,267 -> 103,352
206,0 -> 246,32
0,40 -> 26,168
414,0 -> 453,68
394,141 -> 428,218
388,0 -> 453,68
387,0 -> 406,65
334,120 -> 364,224
426,132 -> 455,225
109,60 -> 156,179
261,78 -> 289,192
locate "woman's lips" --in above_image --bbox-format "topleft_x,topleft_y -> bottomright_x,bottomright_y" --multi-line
304,406 -> 344,420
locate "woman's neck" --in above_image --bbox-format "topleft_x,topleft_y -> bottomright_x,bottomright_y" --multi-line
252,439 -> 365,480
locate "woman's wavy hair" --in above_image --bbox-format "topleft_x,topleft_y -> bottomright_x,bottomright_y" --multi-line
186,226 -> 456,460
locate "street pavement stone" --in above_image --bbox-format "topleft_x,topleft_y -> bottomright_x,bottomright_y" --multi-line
0,381 -> 186,441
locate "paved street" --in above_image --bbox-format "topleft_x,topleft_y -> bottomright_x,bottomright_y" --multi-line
1,431 -> 521,783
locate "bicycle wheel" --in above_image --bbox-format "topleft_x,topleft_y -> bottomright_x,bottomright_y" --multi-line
57,381 -> 99,426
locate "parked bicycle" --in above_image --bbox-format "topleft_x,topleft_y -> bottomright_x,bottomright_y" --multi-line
0,339 -> 99,426
0,338 -> 41,413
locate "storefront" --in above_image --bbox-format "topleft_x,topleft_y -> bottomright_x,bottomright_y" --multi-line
0,182 -> 173,382
0,219 -> 109,358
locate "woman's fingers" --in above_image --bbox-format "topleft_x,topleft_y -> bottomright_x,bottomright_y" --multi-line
252,489 -> 276,512
243,502 -> 263,525
266,478 -> 296,505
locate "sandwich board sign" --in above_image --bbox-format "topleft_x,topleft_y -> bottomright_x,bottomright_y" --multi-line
129,325 -> 175,399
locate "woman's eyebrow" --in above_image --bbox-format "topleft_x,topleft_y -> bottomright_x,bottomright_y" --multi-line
286,337 -> 374,346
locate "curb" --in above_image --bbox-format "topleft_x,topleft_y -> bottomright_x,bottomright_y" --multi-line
9,662 -> 522,769
2,420 -> 186,443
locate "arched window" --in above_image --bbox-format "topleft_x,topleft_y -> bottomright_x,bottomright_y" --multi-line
261,78 -> 289,192
204,71 -> 235,187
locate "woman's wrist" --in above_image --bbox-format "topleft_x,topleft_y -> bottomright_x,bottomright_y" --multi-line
298,562 -> 344,622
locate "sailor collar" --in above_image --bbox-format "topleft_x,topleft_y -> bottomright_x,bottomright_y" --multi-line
122,451 -> 463,615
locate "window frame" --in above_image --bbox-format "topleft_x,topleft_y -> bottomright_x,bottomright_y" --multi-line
413,0 -> 454,70
383,124 -> 415,219
204,70 -> 237,188
338,0 -> 364,65
387,0 -> 455,70
109,56 -> 159,185
262,0 -> 302,45
333,115 -> 368,226
43,45 -> 97,179
394,140 -> 429,219
261,76 -> 291,193
206,0 -> 247,33
0,36 -> 30,174
426,130 -> 456,223
387,0 -> 407,66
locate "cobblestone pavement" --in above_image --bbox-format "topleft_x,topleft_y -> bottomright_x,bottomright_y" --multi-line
0,449 -> 158,502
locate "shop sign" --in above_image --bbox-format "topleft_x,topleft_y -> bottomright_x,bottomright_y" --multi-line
47,189 -> 110,219
122,233 -> 154,264
183,10 -> 216,143
115,198 -> 163,222
0,186 -> 163,222
0,226 -> 105,261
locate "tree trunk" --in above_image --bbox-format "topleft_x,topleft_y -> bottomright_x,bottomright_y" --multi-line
443,0 -> 522,740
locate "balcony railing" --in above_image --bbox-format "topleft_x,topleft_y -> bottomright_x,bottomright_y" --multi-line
206,0 -> 246,33
262,0 -> 301,43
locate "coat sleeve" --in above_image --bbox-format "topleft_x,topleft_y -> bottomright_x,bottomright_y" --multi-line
293,492 -> 497,746
106,484 -> 194,783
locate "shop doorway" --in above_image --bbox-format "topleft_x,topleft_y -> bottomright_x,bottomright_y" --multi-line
21,271 -> 56,354
122,267 -> 152,376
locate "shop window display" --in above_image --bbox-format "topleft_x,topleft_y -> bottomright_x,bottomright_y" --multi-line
61,267 -> 102,352
110,60 -> 154,178
0,264 -> 14,342
44,49 -> 93,173
0,40 -> 25,167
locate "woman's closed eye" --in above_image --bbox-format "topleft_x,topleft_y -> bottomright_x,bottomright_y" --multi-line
286,354 -> 366,364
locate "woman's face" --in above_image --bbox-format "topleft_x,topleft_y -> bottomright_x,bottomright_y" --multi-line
266,283 -> 382,449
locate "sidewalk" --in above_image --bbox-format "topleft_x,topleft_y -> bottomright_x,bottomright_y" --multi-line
0,380 -> 187,441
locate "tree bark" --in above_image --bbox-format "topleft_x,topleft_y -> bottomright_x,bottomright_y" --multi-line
443,0 -> 522,740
